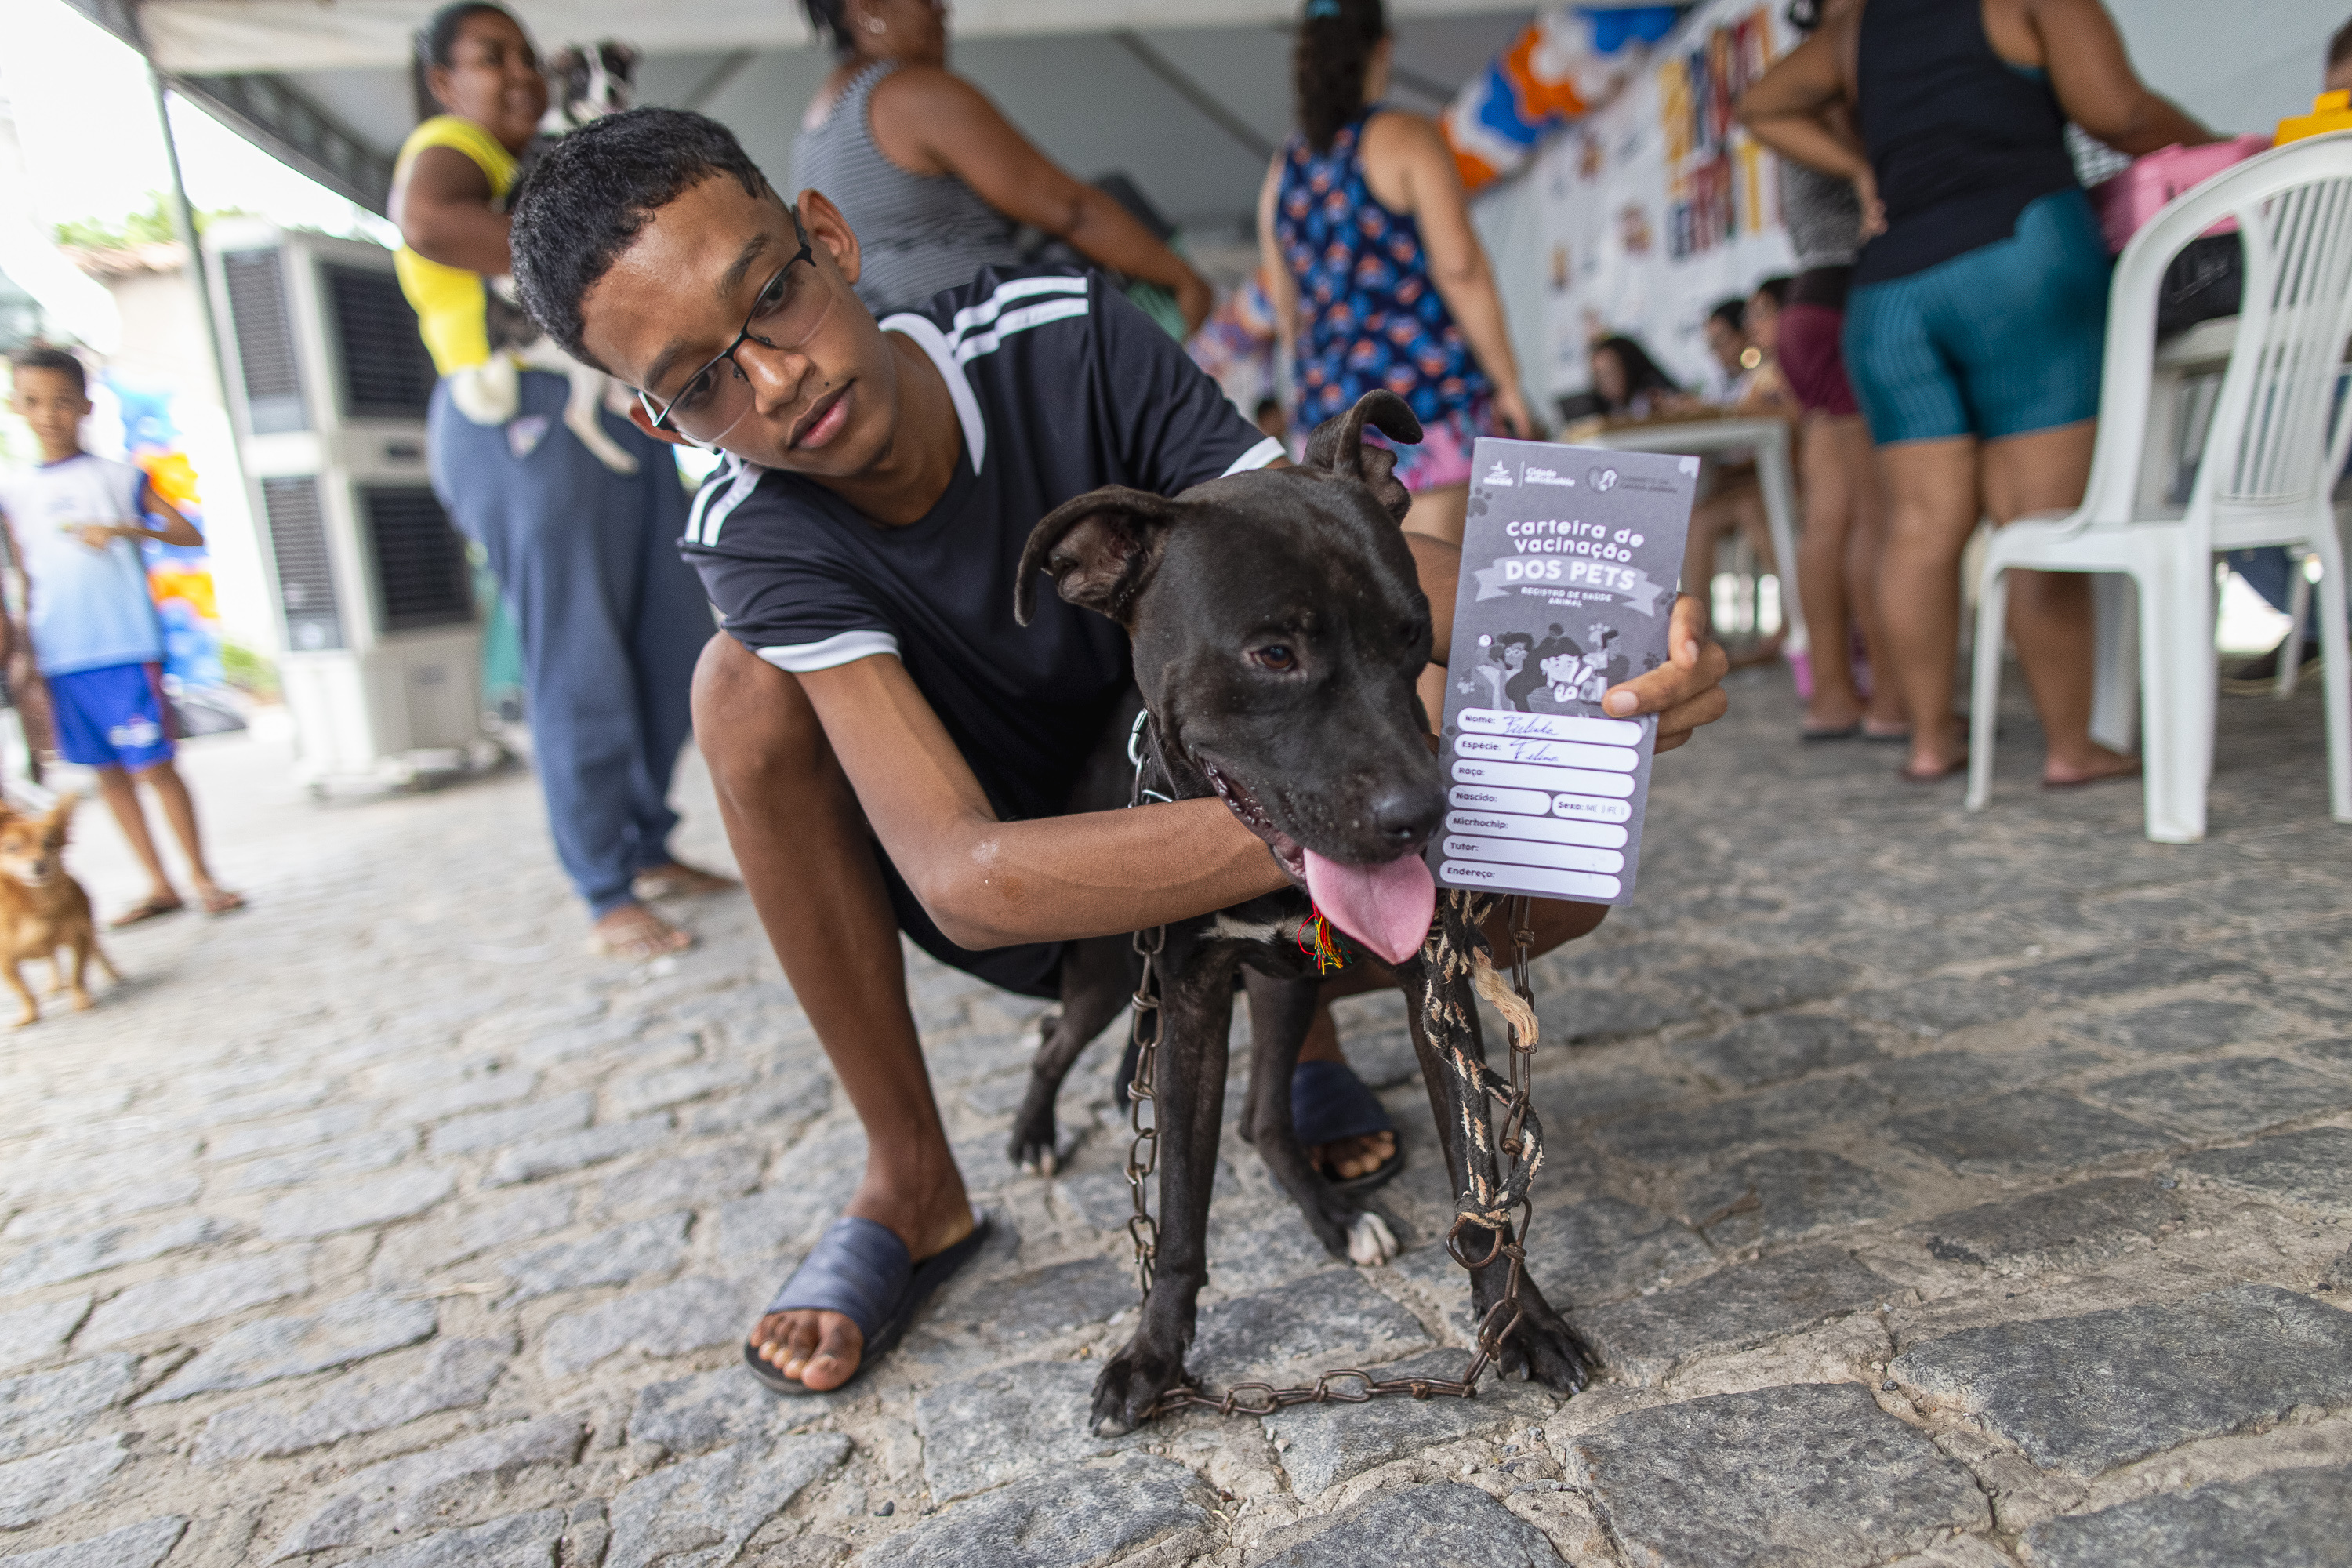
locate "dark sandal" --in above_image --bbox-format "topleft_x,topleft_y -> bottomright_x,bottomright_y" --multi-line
743,1215 -> 992,1396
1294,1060 -> 1403,1195
108,895 -> 185,929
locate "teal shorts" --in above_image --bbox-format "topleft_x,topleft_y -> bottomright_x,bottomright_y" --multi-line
1845,188 -> 2112,445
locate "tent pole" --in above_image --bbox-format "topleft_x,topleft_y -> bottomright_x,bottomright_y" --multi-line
147,68 -> 236,417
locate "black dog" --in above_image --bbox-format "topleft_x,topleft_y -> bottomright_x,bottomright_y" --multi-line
1014,390 -> 1594,1434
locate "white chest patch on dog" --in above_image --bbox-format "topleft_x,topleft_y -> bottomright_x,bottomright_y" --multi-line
1207,913 -> 1290,946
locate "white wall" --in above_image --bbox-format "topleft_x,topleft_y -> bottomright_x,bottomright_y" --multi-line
2110,0 -> 2344,136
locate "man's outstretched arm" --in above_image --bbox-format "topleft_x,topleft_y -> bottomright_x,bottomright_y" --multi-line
796,535 -> 1727,951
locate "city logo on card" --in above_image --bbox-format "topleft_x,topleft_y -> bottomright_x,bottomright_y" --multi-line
1521,465 -> 1574,487
1589,466 -> 1619,492
1483,459 -> 1515,486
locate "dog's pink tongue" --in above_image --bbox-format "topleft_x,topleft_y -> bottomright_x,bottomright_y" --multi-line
1303,849 -> 1436,967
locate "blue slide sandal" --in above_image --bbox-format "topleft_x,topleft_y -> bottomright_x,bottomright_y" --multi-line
1293,1059 -> 1403,1194
744,1214 -> 992,1396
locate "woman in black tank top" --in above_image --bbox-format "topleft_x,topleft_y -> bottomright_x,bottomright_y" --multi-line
1743,0 -> 2211,789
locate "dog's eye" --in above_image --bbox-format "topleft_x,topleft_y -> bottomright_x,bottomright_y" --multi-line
1250,644 -> 1298,673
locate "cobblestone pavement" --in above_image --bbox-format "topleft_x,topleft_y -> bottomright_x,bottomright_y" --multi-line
5,669 -> 2351,1568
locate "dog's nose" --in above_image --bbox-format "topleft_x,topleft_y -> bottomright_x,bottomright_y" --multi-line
1368,785 -> 1442,851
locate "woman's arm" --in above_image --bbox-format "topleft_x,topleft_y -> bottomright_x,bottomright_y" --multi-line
1736,28 -> 1885,235
389,144 -> 514,275
1366,111 -> 1534,437
877,67 -> 1214,333
2016,0 -> 2213,153
1256,155 -> 1301,351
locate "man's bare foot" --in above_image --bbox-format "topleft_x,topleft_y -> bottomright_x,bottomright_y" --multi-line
1314,1129 -> 1397,1181
631,860 -> 739,902
749,1180 -> 975,1392
2043,745 -> 2140,788
589,902 -> 693,960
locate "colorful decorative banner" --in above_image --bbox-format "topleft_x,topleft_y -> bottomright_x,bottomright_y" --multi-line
96,372 -> 226,691
1519,0 -> 1801,398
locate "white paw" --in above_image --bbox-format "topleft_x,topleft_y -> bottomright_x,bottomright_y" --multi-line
1348,1211 -> 1398,1267
1037,1149 -> 1058,1179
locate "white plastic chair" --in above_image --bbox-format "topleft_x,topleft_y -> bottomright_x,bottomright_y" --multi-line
1966,133 -> 2352,842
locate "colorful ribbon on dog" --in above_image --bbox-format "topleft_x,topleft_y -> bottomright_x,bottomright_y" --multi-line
1297,906 -> 1346,975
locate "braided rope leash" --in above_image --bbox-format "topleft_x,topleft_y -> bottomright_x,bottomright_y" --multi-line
1114,861 -> 1548,1419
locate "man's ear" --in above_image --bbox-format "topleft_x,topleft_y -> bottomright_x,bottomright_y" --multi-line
1016,486 -> 1184,626
622,398 -> 701,450
1302,389 -> 1423,522
797,187 -> 862,289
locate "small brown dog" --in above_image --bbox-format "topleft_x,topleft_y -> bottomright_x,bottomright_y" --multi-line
0,794 -> 118,1025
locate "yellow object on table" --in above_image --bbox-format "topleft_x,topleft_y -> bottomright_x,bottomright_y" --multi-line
2277,91 -> 2352,147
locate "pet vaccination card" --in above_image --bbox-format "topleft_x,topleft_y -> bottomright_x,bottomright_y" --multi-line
1431,437 -> 1698,906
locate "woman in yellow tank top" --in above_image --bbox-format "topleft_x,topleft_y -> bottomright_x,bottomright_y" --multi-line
391,2 -> 735,960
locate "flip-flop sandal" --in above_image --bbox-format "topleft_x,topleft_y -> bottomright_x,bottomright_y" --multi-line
1293,1059 -> 1403,1195
1800,721 -> 1862,742
744,1215 -> 993,1396
198,889 -> 245,916
1860,724 -> 1912,743
631,864 -> 739,902
109,895 -> 185,929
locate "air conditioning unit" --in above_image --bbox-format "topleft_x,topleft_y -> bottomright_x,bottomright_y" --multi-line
204,220 -> 496,791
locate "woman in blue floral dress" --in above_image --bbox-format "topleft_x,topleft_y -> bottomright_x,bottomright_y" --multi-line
1257,0 -> 1534,547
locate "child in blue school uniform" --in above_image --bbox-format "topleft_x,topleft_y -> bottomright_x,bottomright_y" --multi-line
0,347 -> 241,925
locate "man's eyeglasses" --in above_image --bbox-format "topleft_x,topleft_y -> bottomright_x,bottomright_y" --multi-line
637,210 -> 836,445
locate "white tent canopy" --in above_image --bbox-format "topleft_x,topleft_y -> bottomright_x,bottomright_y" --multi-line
69,0 -> 1538,239
135,0 -> 1529,73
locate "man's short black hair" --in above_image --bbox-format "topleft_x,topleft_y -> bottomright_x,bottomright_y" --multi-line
1707,297 -> 1746,334
510,107 -> 771,372
9,346 -> 85,396
2332,16 -> 2352,67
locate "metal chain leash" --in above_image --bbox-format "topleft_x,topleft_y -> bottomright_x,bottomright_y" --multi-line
1108,728 -> 1547,1420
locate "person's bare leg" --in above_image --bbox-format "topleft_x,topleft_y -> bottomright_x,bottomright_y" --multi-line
1403,483 -> 1468,548
1840,423 -> 1907,734
1681,488 -> 1740,622
1797,413 -> 1866,730
1980,423 -> 2136,784
1876,437 -> 1981,777
136,759 -> 239,912
695,634 -> 972,1391
93,764 -> 178,912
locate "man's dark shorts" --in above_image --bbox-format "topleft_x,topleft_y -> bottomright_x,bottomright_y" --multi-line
873,844 -> 1065,1000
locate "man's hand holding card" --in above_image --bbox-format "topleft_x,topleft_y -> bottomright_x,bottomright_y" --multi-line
1432,441 -> 1711,906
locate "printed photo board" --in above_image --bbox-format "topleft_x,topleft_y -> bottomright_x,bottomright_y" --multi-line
1430,438 -> 1699,906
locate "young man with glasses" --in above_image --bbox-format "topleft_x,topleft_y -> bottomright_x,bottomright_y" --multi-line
510,108 -> 1730,1398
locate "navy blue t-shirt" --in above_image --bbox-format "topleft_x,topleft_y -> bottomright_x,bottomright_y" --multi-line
683,268 -> 1280,823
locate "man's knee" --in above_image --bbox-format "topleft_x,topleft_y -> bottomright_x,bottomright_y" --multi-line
691,634 -> 827,793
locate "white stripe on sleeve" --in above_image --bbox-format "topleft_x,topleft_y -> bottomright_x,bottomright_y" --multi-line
757,630 -> 902,673
1222,437 -> 1287,476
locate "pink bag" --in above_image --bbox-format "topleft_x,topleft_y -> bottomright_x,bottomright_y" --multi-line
2088,135 -> 2274,254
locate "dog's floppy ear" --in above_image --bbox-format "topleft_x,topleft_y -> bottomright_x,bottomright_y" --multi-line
1302,390 -> 1423,523
1016,486 -> 1185,626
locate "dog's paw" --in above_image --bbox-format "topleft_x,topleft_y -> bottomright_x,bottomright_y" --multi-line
1495,1301 -> 1595,1395
1006,1114 -> 1062,1176
1089,1339 -> 1191,1436
1346,1210 -> 1398,1267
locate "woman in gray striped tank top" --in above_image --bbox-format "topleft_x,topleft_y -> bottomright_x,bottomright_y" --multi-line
790,0 -> 1211,327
